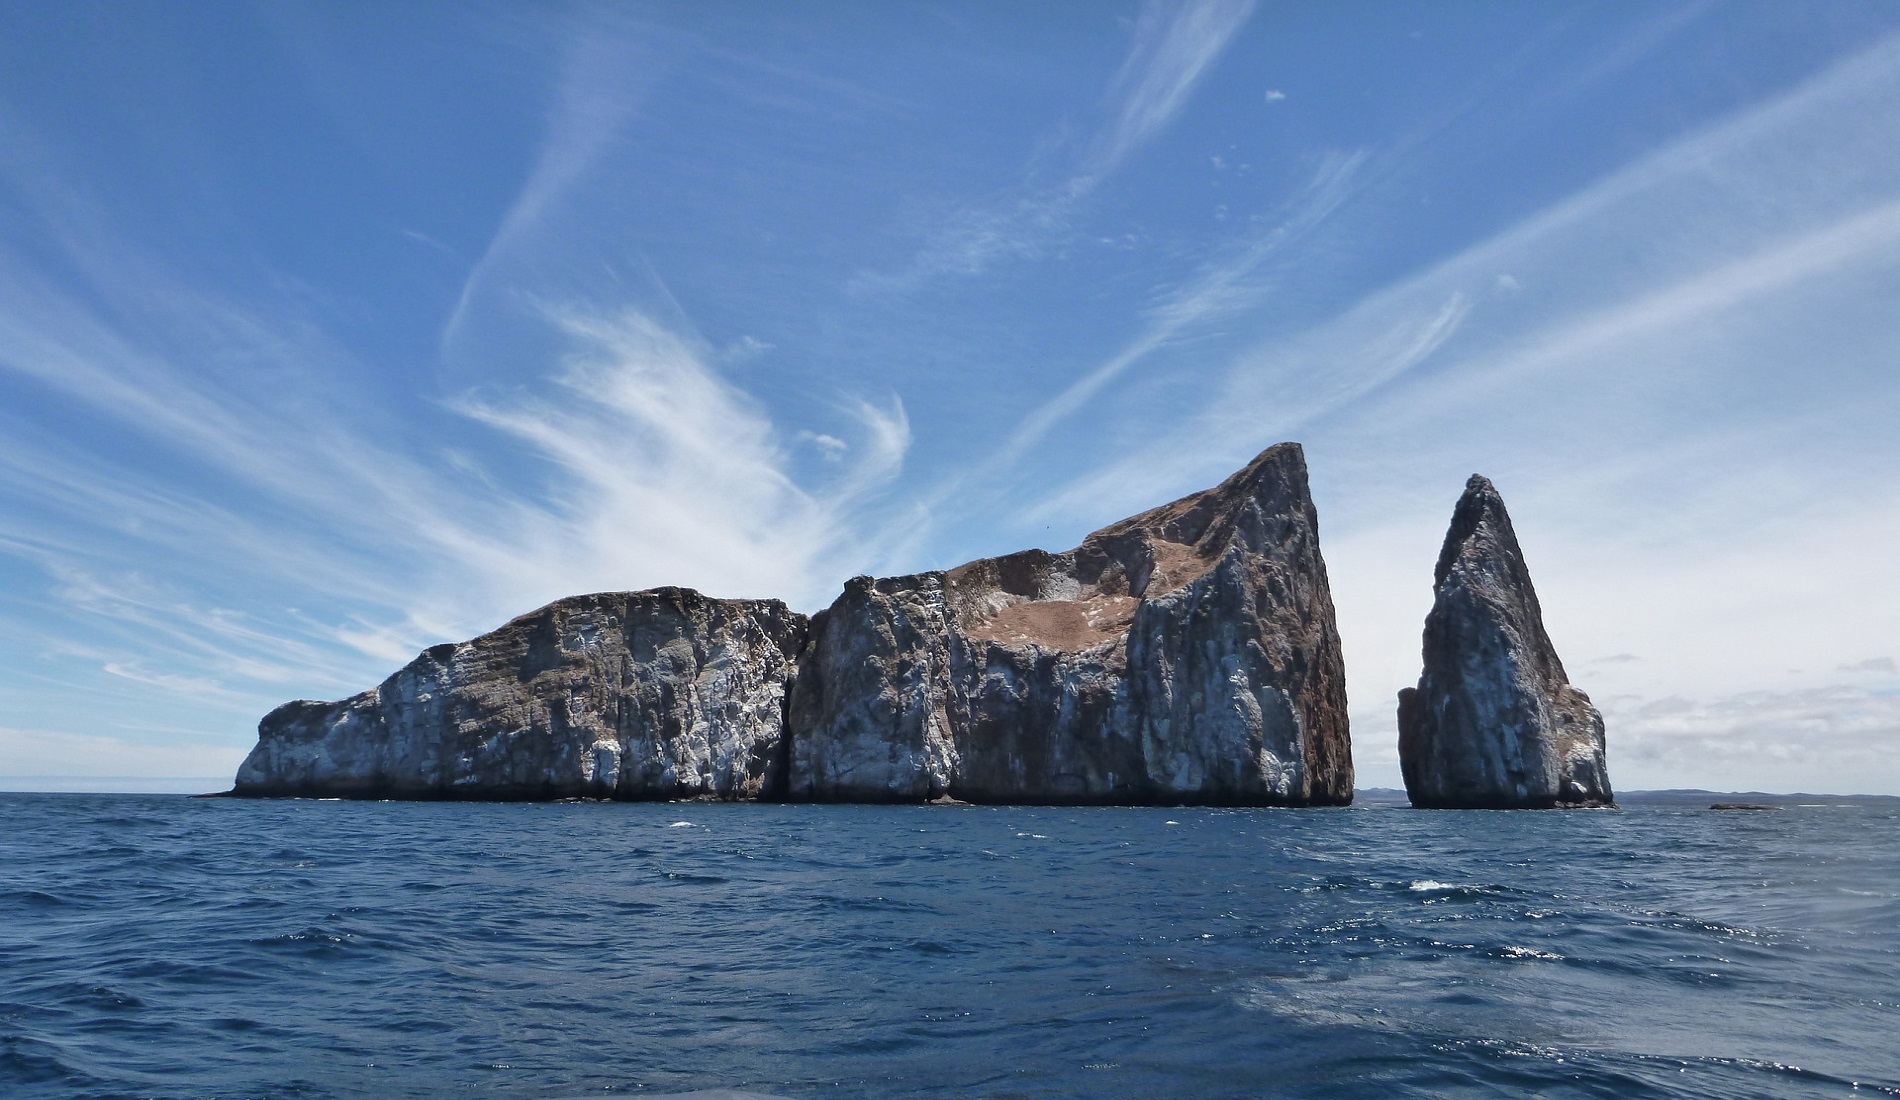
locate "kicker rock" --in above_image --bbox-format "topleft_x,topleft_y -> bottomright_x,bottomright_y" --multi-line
783,443 -> 1353,805
1396,476 -> 1612,808
234,589 -> 806,800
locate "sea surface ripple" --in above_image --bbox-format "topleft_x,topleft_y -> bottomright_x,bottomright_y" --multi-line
1,792 -> 1896,1098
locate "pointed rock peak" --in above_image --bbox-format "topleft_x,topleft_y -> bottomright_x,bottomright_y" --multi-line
1205,441 -> 1312,514
1452,474 -> 1504,530
1091,441 -> 1316,560
1433,473 -> 1523,587
1398,474 -> 1612,809
1234,440 -> 1309,486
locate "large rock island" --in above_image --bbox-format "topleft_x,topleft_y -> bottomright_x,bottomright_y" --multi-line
234,442 -> 1353,805
1396,475 -> 1612,809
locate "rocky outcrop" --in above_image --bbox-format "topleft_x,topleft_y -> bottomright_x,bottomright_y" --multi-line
1397,476 -> 1611,809
784,442 -> 1353,805
234,589 -> 806,800
233,444 -> 1354,805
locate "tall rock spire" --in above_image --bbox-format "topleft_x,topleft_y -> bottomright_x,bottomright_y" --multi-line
1397,475 -> 1612,808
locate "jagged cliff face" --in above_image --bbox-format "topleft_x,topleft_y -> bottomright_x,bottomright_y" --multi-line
1397,476 -> 1612,809
786,443 -> 1353,805
234,589 -> 806,800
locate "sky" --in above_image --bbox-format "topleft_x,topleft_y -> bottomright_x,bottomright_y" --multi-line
1,1 -> 1897,795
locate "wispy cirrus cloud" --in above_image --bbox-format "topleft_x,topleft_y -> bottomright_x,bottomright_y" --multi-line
449,307 -> 909,609
1023,31 -> 1900,526
439,17 -> 656,360
0,8 -> 930,771
971,149 -> 1368,490
1085,0 -> 1257,181
0,229 -> 906,745
855,0 -> 1256,291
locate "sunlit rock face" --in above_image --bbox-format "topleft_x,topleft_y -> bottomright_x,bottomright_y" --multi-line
784,443 -> 1354,805
234,589 -> 806,800
1397,475 -> 1613,809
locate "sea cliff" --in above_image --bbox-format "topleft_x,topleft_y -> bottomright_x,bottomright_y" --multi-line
786,442 -> 1351,805
234,589 -> 806,800
234,443 -> 1353,805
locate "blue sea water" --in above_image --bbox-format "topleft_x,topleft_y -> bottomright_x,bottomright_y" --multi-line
1,792 -> 1896,1099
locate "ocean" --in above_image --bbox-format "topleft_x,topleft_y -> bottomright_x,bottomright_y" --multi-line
2,791 -> 1895,1098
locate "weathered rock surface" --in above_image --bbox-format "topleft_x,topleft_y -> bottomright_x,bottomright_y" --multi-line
784,442 -> 1353,805
234,444 -> 1354,805
1397,475 -> 1612,809
234,589 -> 806,800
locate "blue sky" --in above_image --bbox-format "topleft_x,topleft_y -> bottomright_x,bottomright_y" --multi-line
2,1 -> 1897,793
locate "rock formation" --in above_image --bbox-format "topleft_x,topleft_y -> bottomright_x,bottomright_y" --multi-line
1396,475 -> 1611,809
234,589 -> 806,799
232,443 -> 1353,805
785,442 -> 1353,805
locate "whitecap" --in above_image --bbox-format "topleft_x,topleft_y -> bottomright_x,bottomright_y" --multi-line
1500,945 -> 1563,960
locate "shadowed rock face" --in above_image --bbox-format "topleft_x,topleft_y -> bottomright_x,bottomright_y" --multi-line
234,589 -> 806,800
1397,476 -> 1612,809
785,442 -> 1353,805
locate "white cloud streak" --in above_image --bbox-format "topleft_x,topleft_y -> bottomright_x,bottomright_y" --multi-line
859,0 -> 1255,290
912,149 -> 1368,526
1086,0 -> 1257,181
0,254 -> 906,748
1026,31 -> 1900,524
440,22 -> 653,358
450,308 -> 907,607
0,13 -> 930,786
